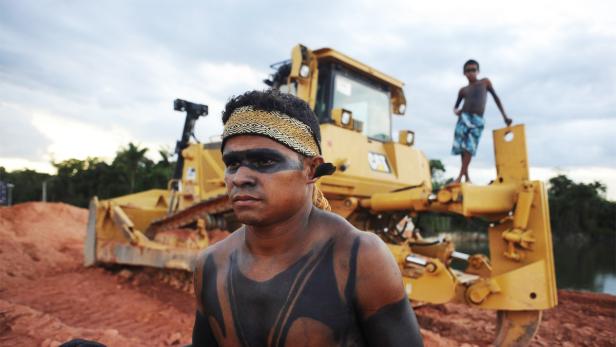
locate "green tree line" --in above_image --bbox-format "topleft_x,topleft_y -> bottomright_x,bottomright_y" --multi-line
0,151 -> 613,236
0,143 -> 174,207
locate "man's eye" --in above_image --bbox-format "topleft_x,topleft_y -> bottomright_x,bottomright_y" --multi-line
256,159 -> 276,167
225,162 -> 240,170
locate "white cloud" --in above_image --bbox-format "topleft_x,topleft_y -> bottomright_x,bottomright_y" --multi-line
30,111 -> 134,163
0,158 -> 55,174
197,62 -> 266,94
355,0 -> 616,32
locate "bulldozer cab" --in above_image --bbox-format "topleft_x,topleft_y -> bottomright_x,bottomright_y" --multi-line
315,60 -> 393,141
266,45 -> 407,142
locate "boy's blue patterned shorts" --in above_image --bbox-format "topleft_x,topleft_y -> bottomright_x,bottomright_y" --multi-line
451,112 -> 485,156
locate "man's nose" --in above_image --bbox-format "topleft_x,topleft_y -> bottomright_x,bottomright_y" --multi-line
230,165 -> 256,187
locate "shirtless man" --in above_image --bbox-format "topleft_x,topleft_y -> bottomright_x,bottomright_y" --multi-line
191,90 -> 423,347
452,59 -> 512,183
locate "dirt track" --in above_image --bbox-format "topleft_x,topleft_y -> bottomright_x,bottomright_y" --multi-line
1,202 -> 614,347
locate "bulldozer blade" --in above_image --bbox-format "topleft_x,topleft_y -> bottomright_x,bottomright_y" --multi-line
494,310 -> 542,347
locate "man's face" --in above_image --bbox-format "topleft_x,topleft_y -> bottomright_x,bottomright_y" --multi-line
222,135 -> 314,226
464,63 -> 479,81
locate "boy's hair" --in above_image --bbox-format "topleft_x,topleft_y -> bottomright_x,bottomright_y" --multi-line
221,89 -> 321,154
463,59 -> 480,72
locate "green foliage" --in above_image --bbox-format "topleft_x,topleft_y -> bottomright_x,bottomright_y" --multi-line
112,143 -> 149,193
429,159 -> 452,191
1,142 -> 175,207
548,175 -> 615,236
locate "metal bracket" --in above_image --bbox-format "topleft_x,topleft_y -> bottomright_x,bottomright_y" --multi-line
502,183 -> 536,261
466,278 -> 502,305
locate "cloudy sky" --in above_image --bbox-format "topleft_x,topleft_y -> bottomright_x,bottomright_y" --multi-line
1,0 -> 615,199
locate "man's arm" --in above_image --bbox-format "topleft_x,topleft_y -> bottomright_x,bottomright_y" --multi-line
192,252 -> 220,347
486,79 -> 512,126
355,233 -> 424,347
453,88 -> 464,116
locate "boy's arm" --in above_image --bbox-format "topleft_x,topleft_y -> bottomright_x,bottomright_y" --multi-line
486,79 -> 512,126
453,88 -> 464,116
354,233 -> 424,347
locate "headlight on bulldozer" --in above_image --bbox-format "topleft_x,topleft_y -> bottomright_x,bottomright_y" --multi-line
331,108 -> 354,130
299,64 -> 310,78
398,130 -> 415,146
341,110 -> 352,125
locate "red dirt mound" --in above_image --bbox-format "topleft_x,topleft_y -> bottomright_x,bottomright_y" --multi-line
0,202 -> 87,291
0,202 -> 614,347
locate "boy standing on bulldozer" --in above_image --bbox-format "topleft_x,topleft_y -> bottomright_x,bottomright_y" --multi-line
452,59 -> 512,183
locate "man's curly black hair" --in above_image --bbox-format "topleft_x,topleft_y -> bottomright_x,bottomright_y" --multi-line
221,89 -> 321,147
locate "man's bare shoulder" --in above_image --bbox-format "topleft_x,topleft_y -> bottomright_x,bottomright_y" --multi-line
313,208 -> 369,241
313,209 -> 406,315
195,227 -> 243,270
313,209 -> 396,266
354,228 -> 406,315
353,228 -> 396,270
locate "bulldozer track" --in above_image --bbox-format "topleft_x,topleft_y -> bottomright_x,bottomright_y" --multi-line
145,194 -> 231,237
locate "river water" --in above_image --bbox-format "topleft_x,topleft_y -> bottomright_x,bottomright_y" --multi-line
451,236 -> 616,295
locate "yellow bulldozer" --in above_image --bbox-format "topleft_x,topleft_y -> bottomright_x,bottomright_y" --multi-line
85,45 -> 557,346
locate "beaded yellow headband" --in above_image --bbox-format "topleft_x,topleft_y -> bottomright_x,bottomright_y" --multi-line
222,106 -> 321,157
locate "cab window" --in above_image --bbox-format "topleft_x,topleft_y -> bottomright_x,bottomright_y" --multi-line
331,72 -> 391,141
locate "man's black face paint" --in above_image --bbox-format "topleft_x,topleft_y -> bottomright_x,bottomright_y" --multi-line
223,148 -> 304,174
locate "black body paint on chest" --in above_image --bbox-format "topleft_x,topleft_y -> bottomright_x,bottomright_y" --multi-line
225,238 -> 364,347
193,236 -> 423,347
192,255 -> 226,347
223,148 -> 303,174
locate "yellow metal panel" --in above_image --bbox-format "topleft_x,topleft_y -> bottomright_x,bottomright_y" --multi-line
382,142 -> 431,185
96,190 -> 169,243
513,186 -> 533,229
96,241 -> 201,270
319,124 -> 432,198
487,181 -> 558,309
289,45 -> 319,109
461,183 -> 517,215
473,261 -> 554,310
121,206 -> 167,233
368,187 -> 431,212
405,261 -> 458,304
199,146 -> 226,198
179,144 -> 227,205
388,244 -> 457,304
493,125 -> 529,182
103,189 -> 169,207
